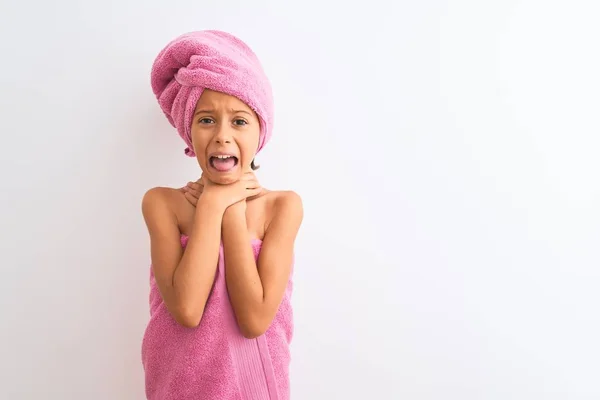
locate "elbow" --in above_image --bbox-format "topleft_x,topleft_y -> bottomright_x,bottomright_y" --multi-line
240,326 -> 266,340
173,306 -> 203,328
178,316 -> 201,329
238,318 -> 269,339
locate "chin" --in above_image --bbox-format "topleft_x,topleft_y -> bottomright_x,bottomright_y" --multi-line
211,176 -> 238,185
206,169 -> 242,185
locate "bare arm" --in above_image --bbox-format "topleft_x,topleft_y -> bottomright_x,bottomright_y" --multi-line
222,192 -> 303,338
142,188 -> 223,328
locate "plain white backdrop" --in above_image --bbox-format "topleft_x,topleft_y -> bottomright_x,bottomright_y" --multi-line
1,0 -> 599,399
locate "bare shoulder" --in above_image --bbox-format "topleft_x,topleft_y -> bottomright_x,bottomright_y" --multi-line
141,187 -> 194,233
275,190 -> 302,211
142,187 -> 181,214
263,190 -> 303,229
261,189 -> 302,210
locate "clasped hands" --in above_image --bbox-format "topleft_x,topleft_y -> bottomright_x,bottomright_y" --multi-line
181,172 -> 261,214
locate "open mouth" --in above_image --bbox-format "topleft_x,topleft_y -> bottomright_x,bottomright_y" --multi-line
209,155 -> 239,172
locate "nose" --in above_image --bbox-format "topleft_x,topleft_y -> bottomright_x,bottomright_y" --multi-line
213,124 -> 232,144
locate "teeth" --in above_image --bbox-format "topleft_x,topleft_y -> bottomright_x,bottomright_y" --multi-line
214,155 -> 233,159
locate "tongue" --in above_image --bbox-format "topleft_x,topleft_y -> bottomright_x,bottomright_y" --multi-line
212,157 -> 236,172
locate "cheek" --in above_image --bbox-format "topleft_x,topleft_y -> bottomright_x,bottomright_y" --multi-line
243,129 -> 261,152
239,136 -> 259,163
190,135 -> 209,167
190,131 -> 209,151
196,155 -> 209,170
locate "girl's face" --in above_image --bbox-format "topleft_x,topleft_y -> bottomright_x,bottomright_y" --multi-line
190,89 -> 261,185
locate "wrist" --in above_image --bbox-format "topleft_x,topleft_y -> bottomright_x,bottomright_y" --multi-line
223,201 -> 246,222
197,195 -> 226,217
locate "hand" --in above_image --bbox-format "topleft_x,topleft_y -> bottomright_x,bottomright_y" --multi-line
181,176 -> 204,207
201,172 -> 261,213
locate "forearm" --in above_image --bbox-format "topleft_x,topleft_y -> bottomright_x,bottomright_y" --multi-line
222,205 -> 266,335
172,199 -> 223,325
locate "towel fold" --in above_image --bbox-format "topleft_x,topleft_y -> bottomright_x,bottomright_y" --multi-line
150,30 -> 274,157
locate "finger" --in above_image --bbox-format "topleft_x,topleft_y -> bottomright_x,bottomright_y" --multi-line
245,187 -> 262,198
244,179 -> 260,189
245,185 -> 262,195
184,191 -> 197,205
185,184 -> 200,194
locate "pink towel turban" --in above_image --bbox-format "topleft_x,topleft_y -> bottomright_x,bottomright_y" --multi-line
150,30 -> 274,157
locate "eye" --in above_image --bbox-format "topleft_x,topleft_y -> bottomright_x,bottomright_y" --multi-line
233,118 -> 248,126
198,117 -> 214,124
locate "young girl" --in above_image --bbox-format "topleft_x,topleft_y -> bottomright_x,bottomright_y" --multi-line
141,31 -> 303,400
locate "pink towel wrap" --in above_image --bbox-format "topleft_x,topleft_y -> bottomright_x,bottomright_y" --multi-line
142,237 -> 294,399
150,30 -> 274,157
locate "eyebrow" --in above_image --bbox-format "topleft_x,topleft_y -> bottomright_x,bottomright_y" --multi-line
194,109 -> 252,116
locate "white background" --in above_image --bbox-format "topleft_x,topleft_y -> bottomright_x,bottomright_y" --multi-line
1,0 -> 599,399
